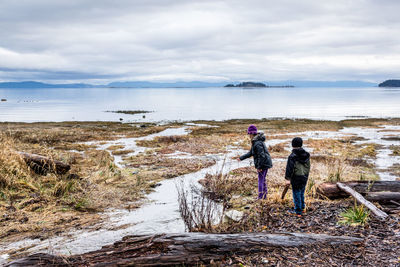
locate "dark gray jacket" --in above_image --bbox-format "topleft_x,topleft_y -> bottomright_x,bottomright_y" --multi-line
240,133 -> 273,170
285,148 -> 310,189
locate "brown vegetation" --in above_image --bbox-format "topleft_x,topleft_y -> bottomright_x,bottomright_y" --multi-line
1,117 -> 400,263
0,122 -> 179,241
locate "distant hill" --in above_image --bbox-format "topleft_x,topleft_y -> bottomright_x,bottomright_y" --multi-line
107,81 -> 226,88
378,80 -> 400,87
0,81 -> 97,88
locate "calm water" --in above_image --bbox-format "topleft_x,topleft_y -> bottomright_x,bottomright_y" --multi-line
0,87 -> 399,122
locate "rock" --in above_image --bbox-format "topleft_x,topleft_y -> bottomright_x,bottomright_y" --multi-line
1,99 -> 6,102
224,209 -> 244,222
150,183 -> 161,188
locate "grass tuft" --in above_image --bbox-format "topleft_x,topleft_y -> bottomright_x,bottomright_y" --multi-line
338,201 -> 369,226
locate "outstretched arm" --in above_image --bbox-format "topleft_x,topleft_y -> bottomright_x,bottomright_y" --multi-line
239,150 -> 252,161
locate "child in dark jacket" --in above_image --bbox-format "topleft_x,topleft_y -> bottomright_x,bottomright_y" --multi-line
285,137 -> 310,216
238,125 -> 273,199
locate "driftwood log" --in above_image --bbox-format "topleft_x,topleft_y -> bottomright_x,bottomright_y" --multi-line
317,181 -> 400,200
18,152 -> 70,175
365,192 -> 400,203
6,232 -> 363,266
336,182 -> 388,219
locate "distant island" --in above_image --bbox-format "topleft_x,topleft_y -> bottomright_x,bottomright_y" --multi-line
225,82 -> 294,88
378,80 -> 400,87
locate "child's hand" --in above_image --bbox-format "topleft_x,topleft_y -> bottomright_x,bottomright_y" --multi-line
237,158 -> 241,162
285,180 -> 291,185
257,169 -> 263,173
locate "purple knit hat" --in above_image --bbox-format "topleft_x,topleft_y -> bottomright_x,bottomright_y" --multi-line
247,124 -> 258,135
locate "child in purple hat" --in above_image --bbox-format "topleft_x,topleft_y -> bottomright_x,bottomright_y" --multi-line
238,125 -> 273,199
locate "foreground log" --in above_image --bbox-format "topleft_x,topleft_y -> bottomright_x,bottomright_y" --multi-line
7,232 -> 363,266
337,182 -> 388,219
18,152 -> 70,175
317,181 -> 400,199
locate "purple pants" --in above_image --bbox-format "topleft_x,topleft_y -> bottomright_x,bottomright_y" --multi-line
258,169 -> 268,199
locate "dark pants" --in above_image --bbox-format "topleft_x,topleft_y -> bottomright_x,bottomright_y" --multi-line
292,185 -> 306,214
258,169 -> 268,199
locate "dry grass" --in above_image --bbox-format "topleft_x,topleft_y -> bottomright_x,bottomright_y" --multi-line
0,122 -> 176,241
0,117 -> 398,242
124,152 -> 215,180
177,182 -> 224,232
198,153 -> 378,218
390,145 -> 400,156
388,163 -> 400,178
111,149 -> 134,155
137,134 -> 236,155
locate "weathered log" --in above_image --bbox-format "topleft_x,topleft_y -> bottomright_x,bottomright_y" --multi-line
6,232 -> 363,266
317,181 -> 400,199
18,152 -> 70,175
336,182 -> 388,219
365,192 -> 400,203
6,253 -> 69,267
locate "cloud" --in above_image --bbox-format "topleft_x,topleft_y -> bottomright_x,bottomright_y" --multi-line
0,0 -> 399,83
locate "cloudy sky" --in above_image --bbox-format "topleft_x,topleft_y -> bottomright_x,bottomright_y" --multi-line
0,0 -> 399,83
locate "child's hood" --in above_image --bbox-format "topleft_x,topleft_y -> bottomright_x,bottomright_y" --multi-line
292,148 -> 310,164
252,132 -> 266,142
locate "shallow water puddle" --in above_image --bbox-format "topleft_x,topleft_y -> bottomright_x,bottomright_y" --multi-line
340,125 -> 400,181
85,126 -> 190,168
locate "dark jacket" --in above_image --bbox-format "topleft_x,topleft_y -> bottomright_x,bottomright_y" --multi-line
239,133 -> 273,170
285,148 -> 310,189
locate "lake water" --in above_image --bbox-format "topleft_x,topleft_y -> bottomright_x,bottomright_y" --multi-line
0,87 -> 400,122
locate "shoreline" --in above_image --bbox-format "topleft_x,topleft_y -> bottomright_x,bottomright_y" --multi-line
1,115 -> 400,124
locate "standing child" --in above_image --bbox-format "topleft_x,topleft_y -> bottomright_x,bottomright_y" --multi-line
238,125 -> 273,199
285,137 -> 310,217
